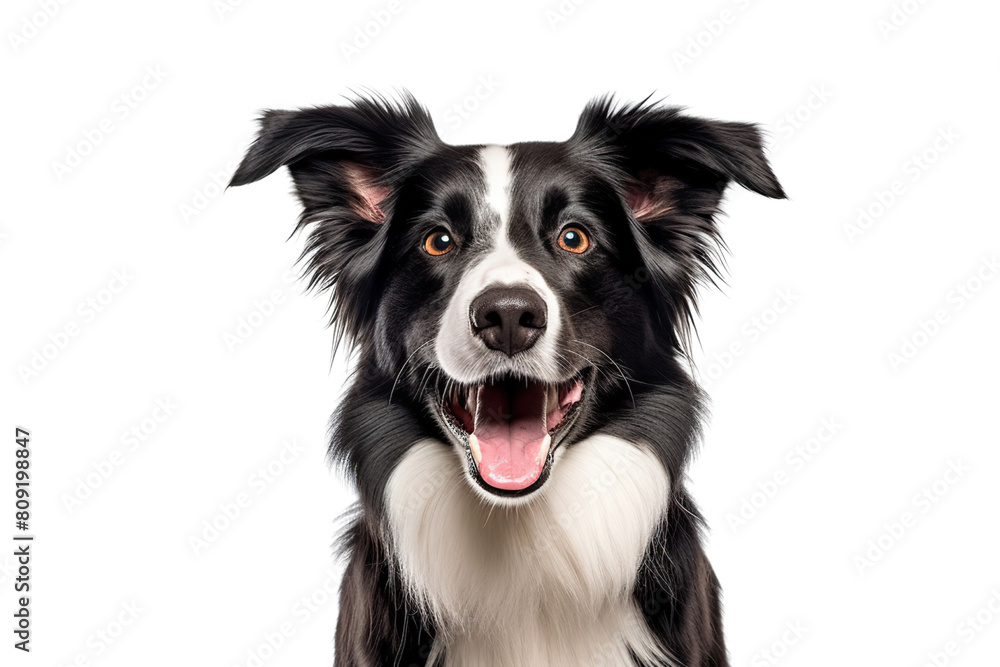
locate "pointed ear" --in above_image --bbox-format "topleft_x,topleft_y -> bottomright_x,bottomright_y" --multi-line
227,94 -> 440,347
575,97 -> 785,224
229,97 -> 438,222
572,96 -> 785,350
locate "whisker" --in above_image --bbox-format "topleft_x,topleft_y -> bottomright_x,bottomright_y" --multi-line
565,349 -> 618,387
573,339 -> 636,408
567,304 -> 601,319
415,365 -> 434,401
388,340 -> 433,405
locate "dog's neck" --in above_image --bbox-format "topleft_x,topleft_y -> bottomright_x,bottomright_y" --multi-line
386,435 -> 672,666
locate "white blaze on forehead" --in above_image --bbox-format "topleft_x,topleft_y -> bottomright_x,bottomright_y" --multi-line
432,145 -> 564,384
474,144 -> 542,288
479,144 -> 512,233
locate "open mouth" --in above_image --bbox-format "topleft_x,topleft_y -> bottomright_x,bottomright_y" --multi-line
438,373 -> 587,496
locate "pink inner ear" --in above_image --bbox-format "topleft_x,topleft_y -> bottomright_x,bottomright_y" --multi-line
343,163 -> 390,223
626,172 -> 680,222
626,187 -> 658,220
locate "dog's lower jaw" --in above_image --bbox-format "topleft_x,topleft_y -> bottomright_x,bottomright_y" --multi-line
385,435 -> 673,667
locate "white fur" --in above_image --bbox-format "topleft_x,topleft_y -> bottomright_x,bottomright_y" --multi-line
434,145 -> 564,384
386,435 -> 673,667
481,144 -> 512,231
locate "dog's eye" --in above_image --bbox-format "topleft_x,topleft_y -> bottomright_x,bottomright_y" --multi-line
557,226 -> 590,254
423,229 -> 455,256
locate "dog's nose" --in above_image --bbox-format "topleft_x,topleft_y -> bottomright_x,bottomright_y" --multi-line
470,286 -> 548,356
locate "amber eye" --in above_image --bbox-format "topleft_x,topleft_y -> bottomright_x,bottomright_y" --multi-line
557,226 -> 590,254
424,229 -> 455,256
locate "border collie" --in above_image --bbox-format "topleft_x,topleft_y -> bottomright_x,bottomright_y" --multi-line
230,93 -> 784,667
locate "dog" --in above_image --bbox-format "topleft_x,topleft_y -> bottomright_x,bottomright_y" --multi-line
229,93 -> 784,666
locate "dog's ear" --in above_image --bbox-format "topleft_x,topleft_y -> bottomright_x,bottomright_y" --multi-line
229,94 -> 440,348
573,96 -> 785,350
230,110 -> 394,223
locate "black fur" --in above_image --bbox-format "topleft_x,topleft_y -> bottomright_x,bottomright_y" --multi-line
230,92 -> 784,666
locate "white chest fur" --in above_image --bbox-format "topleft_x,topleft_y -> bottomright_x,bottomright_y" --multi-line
386,435 -> 672,667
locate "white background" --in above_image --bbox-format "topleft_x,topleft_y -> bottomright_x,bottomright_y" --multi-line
3,0 -> 999,665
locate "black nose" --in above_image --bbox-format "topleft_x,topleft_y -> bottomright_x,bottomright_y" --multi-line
470,286 -> 548,356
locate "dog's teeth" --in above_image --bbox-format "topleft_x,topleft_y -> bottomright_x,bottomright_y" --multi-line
469,433 -> 482,466
538,434 -> 552,462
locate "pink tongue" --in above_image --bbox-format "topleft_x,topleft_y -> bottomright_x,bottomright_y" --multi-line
474,382 -> 548,491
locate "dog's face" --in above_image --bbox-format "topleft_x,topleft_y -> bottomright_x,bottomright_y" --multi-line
382,141 -> 633,499
231,95 -> 784,505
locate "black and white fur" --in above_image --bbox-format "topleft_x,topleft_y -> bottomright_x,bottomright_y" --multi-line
230,93 -> 785,667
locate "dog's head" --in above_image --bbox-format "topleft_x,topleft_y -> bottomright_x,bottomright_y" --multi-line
230,94 -> 784,505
